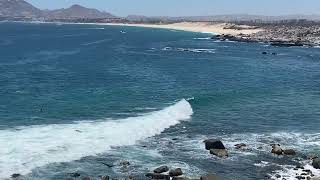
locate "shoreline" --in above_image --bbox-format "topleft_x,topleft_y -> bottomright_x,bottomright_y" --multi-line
13,20 -> 263,35
104,22 -> 264,35
6,21 -> 320,47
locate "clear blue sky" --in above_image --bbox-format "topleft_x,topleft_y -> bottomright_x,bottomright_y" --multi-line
25,0 -> 320,17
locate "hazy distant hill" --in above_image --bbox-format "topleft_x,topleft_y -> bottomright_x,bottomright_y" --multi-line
44,4 -> 115,20
0,0 -> 116,20
0,0 -> 42,18
126,14 -> 320,23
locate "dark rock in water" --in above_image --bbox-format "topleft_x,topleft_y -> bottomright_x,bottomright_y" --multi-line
262,52 -> 268,55
204,139 -> 225,150
303,169 -> 311,173
275,174 -> 281,178
68,172 -> 81,177
296,176 -> 306,179
283,149 -> 296,155
169,168 -> 183,177
172,138 -> 179,141
102,176 -> 110,180
235,143 -> 247,149
296,164 -> 305,169
257,146 -> 263,150
200,173 -> 219,180
145,173 -> 170,180
270,41 -> 304,47
154,165 -> 169,173
102,162 -> 114,168
172,177 -> 191,180
125,176 -> 134,180
82,176 -> 91,180
271,144 -> 283,155
120,160 -> 130,167
308,153 -> 318,160
210,149 -> 228,157
11,174 -> 21,178
271,52 -> 277,55
312,158 -> 320,169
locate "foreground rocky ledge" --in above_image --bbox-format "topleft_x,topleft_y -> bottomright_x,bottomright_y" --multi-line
10,139 -> 320,180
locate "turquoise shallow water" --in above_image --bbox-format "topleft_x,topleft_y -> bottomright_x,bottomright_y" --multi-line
0,22 -> 319,179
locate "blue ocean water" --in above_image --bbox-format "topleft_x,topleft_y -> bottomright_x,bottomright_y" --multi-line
0,22 -> 319,179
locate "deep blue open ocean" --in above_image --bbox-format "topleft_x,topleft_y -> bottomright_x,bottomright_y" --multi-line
0,22 -> 319,180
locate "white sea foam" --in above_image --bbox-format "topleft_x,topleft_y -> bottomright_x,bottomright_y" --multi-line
193,37 -> 211,40
270,163 -> 320,180
0,99 -> 193,178
162,47 -> 215,54
81,38 -> 111,46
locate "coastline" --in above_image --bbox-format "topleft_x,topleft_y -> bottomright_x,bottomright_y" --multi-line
104,22 -> 264,35
20,21 -> 263,35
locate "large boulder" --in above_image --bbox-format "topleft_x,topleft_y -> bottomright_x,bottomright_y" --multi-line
210,149 -> 228,157
283,149 -> 296,155
312,158 -> 320,169
204,139 -> 225,150
200,173 -> 220,180
271,144 -> 283,155
154,165 -> 169,173
145,173 -> 170,180
169,168 -> 183,177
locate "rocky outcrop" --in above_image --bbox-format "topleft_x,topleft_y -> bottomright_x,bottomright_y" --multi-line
283,149 -> 296,155
312,158 -> 320,169
154,165 -> 169,173
145,173 -> 170,180
169,168 -> 183,177
210,149 -> 228,157
204,139 -> 225,150
271,144 -> 283,155
204,139 -> 228,158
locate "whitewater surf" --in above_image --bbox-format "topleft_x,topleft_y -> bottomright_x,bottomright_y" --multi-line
0,99 -> 193,178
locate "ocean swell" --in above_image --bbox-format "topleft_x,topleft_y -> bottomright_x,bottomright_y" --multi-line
0,99 -> 193,178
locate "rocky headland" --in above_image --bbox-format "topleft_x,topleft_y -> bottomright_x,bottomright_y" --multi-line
213,23 -> 320,47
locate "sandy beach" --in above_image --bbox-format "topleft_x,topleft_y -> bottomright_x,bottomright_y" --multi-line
106,22 -> 264,35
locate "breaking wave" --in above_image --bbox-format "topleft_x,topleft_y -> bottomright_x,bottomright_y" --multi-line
0,99 -> 193,178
